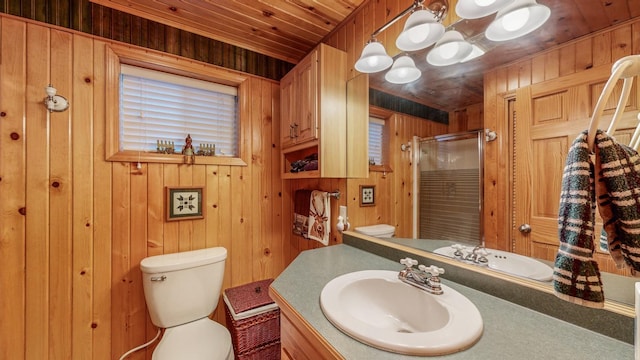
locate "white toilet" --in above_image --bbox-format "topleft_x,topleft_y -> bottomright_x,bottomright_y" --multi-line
140,247 -> 234,360
354,224 -> 396,238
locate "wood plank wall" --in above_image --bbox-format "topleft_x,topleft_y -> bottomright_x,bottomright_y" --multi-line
0,2 -> 478,360
0,0 -> 294,81
0,15 -> 286,360
483,19 -> 640,251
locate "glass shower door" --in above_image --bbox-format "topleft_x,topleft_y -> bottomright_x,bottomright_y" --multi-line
418,131 -> 483,245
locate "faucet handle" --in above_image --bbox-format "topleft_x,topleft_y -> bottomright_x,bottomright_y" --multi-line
400,257 -> 418,268
475,247 -> 490,256
451,244 -> 465,257
419,265 -> 445,277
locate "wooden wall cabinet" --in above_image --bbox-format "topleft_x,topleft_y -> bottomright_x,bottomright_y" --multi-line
281,43 -> 353,179
280,51 -> 318,149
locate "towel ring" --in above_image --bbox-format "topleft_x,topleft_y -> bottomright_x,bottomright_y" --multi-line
587,55 -> 640,151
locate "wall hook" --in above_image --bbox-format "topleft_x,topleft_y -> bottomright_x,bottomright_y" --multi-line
43,84 -> 69,112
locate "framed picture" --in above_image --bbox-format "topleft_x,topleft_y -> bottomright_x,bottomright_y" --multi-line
360,185 -> 375,207
166,186 -> 205,221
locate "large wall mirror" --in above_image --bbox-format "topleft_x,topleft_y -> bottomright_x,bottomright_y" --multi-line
346,65 -> 640,315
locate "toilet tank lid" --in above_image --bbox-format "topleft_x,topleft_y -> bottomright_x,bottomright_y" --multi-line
140,247 -> 227,273
354,224 -> 395,236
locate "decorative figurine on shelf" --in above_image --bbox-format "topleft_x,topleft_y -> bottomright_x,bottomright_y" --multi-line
157,140 -> 175,154
197,143 -> 216,157
182,134 -> 196,164
182,134 -> 194,156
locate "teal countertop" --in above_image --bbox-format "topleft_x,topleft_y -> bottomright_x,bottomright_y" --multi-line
271,244 -> 633,359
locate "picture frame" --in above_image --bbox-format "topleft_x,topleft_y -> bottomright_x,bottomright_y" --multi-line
360,185 -> 375,207
165,186 -> 205,221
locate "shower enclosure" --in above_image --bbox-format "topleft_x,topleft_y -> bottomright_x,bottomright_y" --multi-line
413,130 -> 484,246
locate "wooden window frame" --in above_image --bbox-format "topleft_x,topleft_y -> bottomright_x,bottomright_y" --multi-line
368,106 -> 393,173
105,44 -> 248,166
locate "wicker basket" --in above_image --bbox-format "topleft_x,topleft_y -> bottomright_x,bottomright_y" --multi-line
223,279 -> 281,359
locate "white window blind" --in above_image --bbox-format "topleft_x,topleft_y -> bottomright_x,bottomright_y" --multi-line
119,64 -> 239,156
369,117 -> 385,165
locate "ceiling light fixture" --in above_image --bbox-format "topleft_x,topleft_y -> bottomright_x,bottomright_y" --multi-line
460,43 -> 487,62
426,30 -> 473,66
385,55 -> 422,84
355,39 -> 394,73
455,0 -> 515,19
485,0 -> 550,41
355,0 -> 550,81
396,8 -> 445,51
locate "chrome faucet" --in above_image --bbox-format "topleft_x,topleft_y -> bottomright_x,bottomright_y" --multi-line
398,257 -> 444,295
464,245 -> 490,264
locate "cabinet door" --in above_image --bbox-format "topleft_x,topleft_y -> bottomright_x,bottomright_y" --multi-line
280,71 -> 296,149
295,50 -> 318,144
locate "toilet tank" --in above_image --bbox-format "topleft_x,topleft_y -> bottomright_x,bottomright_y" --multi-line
354,224 -> 396,238
140,247 -> 227,328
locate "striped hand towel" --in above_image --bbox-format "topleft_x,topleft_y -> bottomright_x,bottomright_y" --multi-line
594,130 -> 640,276
553,131 -> 604,308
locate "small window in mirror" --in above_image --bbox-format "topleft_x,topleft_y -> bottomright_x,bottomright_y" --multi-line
369,117 -> 385,165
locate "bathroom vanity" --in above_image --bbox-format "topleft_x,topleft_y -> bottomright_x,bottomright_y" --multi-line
270,244 -> 633,359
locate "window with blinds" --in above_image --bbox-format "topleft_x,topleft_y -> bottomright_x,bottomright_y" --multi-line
119,64 -> 239,156
368,117 -> 385,165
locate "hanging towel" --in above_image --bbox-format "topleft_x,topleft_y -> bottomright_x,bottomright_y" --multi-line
593,130 -> 640,275
553,131 -> 604,308
293,190 -> 312,238
308,190 -> 330,245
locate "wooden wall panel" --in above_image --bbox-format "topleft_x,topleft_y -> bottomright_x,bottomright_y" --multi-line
25,21 -> 50,360
0,16 -> 27,360
49,27 -> 74,360
91,40 -> 113,360
71,33 -> 95,360
0,14 -> 288,360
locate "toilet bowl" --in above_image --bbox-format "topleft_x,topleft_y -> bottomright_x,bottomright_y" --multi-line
354,224 -> 396,238
140,247 -> 234,360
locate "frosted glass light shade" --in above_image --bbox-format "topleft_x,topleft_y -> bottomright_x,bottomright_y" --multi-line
455,0 -> 515,19
485,0 -> 550,41
385,56 -> 421,84
355,41 -> 393,73
396,9 -> 445,51
426,31 -> 473,66
460,44 -> 486,62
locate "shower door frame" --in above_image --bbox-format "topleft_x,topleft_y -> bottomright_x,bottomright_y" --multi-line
412,130 -> 485,244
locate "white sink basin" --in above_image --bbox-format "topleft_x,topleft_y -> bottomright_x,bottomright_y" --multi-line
433,246 -> 553,281
320,270 -> 483,356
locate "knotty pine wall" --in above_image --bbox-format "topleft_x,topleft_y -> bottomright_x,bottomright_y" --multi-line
483,18 -> 640,252
0,7 -> 476,360
0,15 -> 286,360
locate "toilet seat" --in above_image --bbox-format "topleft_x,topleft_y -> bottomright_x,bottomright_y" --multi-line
153,318 -> 234,360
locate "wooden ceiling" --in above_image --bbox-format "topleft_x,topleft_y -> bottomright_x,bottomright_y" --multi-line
91,0 -> 640,112
89,0 -> 366,63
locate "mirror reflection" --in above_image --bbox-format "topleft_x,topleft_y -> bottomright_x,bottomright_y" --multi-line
343,1 -> 640,312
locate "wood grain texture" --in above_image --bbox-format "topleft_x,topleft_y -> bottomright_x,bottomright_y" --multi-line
0,14 -> 289,359
484,18 -> 640,276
